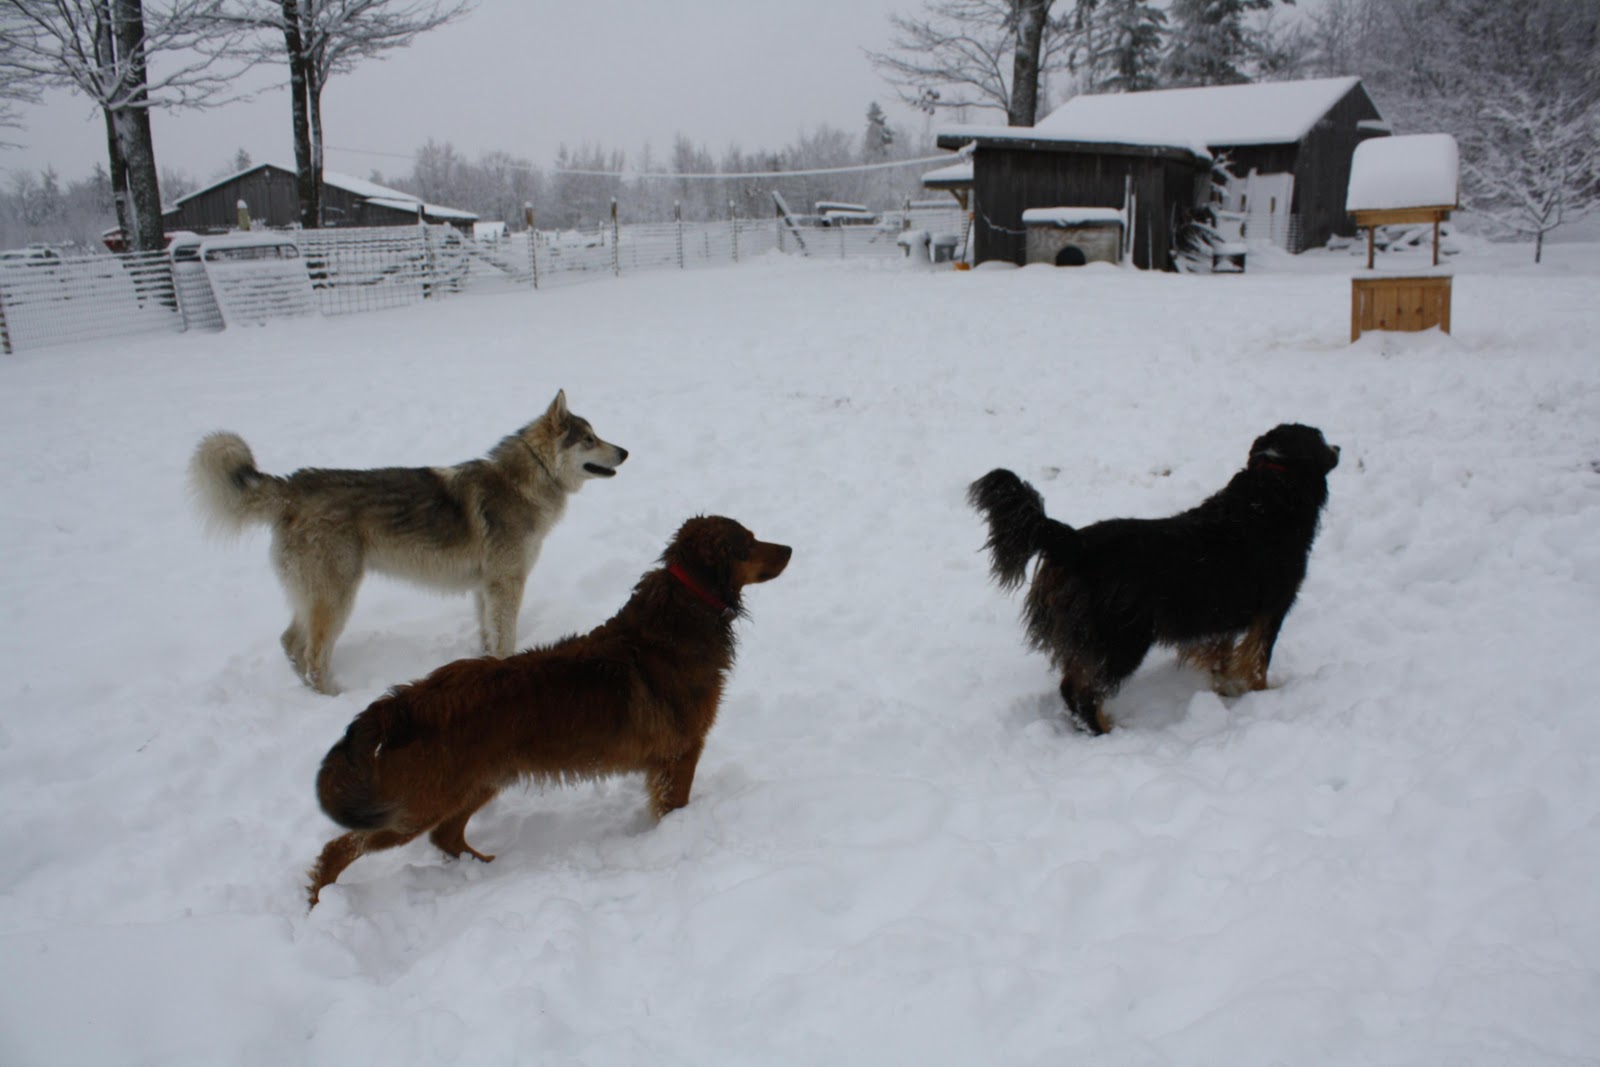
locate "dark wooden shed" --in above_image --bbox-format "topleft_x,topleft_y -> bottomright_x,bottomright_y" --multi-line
161,165 -> 477,234
932,132 -> 1208,269
937,77 -> 1389,270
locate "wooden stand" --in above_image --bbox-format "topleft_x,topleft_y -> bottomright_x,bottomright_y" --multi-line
1351,274 -> 1452,341
1349,203 -> 1454,342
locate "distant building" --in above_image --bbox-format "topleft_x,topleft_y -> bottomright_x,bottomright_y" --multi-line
936,77 -> 1389,270
161,165 -> 478,234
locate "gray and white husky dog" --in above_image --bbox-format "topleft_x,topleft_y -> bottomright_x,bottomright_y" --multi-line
189,390 -> 628,694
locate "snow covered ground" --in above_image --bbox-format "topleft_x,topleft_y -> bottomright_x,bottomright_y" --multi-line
2,239 -> 1598,1065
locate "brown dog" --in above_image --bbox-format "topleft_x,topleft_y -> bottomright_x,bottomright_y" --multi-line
306,516 -> 792,906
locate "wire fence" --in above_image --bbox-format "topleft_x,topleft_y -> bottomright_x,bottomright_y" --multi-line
0,205 -> 970,355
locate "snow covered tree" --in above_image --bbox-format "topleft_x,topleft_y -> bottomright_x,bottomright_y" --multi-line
864,101 -> 895,159
0,0 -> 253,250
1161,0 -> 1291,88
1462,85 -> 1599,262
1335,0 -> 1599,256
1086,0 -> 1166,93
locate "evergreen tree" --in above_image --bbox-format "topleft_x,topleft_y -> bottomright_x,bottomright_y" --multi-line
864,101 -> 895,159
1089,0 -> 1166,92
1162,0 -> 1282,88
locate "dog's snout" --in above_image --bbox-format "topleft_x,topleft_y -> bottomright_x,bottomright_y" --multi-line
755,541 -> 793,581
616,447 -> 629,463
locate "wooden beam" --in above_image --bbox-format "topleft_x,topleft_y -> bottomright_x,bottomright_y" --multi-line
1350,206 -> 1453,227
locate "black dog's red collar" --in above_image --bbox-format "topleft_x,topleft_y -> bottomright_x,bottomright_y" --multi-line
668,563 -> 735,618
1251,458 -> 1288,473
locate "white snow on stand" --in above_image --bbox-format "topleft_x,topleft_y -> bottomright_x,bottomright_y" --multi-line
1347,133 -> 1461,212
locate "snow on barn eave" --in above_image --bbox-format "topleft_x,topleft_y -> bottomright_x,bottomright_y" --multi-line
936,124 -> 1211,163
920,161 -> 973,189
167,163 -> 279,208
1345,134 -> 1460,213
1035,75 -> 1366,150
1021,207 -> 1125,226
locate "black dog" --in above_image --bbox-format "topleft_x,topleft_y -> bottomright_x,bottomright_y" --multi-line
968,424 -> 1339,734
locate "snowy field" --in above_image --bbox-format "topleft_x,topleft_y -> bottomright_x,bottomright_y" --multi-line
2,240 -> 1598,1065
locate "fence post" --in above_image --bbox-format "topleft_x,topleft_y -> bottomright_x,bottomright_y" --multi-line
524,202 -> 539,290
0,284 -> 11,355
611,198 -> 620,277
730,200 -> 739,263
675,201 -> 684,269
237,199 -> 252,231
419,211 -> 436,299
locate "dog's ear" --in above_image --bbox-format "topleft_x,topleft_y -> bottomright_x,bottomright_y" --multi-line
546,389 -> 569,427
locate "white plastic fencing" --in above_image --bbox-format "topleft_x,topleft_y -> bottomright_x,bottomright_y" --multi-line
0,250 -> 181,353
0,207 -> 970,354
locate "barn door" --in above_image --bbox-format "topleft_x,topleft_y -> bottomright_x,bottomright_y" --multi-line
1243,171 -> 1295,250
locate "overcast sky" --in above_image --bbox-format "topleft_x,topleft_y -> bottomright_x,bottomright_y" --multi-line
2,0 -> 939,184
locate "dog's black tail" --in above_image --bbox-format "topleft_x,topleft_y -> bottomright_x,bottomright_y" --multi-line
967,468 -> 1078,589
316,694 -> 415,831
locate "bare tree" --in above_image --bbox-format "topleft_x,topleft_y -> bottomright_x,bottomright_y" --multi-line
1,0 -> 252,250
868,0 -> 1095,127
1463,85 -> 1599,262
230,0 -> 473,227
0,20 -> 42,146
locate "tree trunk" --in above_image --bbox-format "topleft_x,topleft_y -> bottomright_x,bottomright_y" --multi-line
1535,229 -> 1544,264
1008,0 -> 1052,127
95,1 -> 131,243
113,0 -> 164,252
102,108 -> 130,243
281,0 -> 319,228
308,73 -> 326,228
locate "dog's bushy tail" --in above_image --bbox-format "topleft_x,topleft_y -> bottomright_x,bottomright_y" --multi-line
187,431 -> 290,537
316,696 -> 415,831
967,468 -> 1077,588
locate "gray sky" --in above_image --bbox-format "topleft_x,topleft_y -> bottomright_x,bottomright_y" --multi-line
2,0 -> 930,184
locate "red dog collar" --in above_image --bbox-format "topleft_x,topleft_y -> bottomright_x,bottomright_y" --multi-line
1250,458 -> 1288,473
668,563 -> 735,617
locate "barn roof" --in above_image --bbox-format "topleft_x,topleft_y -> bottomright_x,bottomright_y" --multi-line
1036,76 -> 1365,149
166,164 -> 477,221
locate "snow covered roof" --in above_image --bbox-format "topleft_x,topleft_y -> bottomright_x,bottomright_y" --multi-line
1035,76 -> 1365,149
938,123 -> 1211,161
323,171 -> 478,221
921,161 -> 973,187
1346,134 -> 1459,212
166,164 -> 477,221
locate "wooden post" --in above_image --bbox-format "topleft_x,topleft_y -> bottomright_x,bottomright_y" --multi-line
1432,217 -> 1441,267
610,198 -> 620,277
1366,226 -> 1375,270
0,284 -> 12,355
236,199 -> 251,231
419,209 -> 435,299
675,201 -> 684,269
523,202 -> 539,289
729,199 -> 739,263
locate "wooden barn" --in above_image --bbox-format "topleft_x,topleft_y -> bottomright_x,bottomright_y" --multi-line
161,165 -> 477,234
937,76 -> 1388,270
